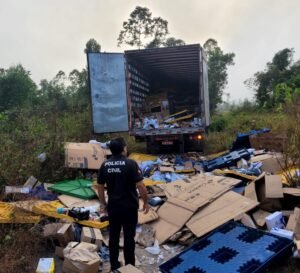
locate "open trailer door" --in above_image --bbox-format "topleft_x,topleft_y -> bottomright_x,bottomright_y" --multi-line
87,53 -> 129,133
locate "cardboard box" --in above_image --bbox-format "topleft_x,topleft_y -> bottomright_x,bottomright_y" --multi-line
283,188 -> 300,196
244,182 -> 257,202
239,213 -> 257,228
63,242 -> 100,273
138,205 -> 159,224
24,176 -> 38,189
186,191 -> 258,238
151,175 -> 242,243
264,175 -> 283,198
43,223 -> 65,238
286,214 -> 296,231
65,142 -> 109,170
252,210 -> 271,227
81,227 -> 102,249
251,154 -> 283,174
265,211 -> 285,230
249,133 -> 287,152
56,224 -> 75,247
254,173 -> 282,212
295,240 -> 300,256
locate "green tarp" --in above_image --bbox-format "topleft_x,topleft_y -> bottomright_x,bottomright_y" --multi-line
48,179 -> 96,200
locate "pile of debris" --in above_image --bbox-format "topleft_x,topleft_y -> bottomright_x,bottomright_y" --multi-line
1,132 -> 300,273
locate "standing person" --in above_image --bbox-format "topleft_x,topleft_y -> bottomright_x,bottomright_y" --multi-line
97,137 -> 149,271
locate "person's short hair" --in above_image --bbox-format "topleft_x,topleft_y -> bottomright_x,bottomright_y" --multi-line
109,137 -> 126,155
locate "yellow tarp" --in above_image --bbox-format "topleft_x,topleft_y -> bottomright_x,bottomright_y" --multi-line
213,169 -> 257,181
0,202 -> 41,224
143,178 -> 164,186
129,153 -> 157,162
32,200 -> 109,229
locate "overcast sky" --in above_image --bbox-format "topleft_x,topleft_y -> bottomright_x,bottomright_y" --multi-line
1,0 -> 299,101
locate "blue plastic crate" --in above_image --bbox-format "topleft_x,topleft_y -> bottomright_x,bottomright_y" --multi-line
159,222 -> 293,273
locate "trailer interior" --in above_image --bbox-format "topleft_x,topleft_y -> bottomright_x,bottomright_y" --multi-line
125,44 -> 208,131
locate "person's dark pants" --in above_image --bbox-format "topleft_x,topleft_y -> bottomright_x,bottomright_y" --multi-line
108,208 -> 138,271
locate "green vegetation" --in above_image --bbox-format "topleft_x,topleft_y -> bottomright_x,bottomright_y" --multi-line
246,48 -> 300,108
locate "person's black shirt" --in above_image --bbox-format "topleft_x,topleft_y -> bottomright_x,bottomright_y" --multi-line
97,155 -> 143,211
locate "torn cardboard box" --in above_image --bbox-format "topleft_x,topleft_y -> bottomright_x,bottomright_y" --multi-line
252,210 -> 271,227
244,182 -> 257,202
254,173 -> 282,212
264,175 -> 283,198
251,154 -> 283,174
238,213 -> 257,229
81,227 -> 103,249
186,191 -> 258,238
283,188 -> 300,196
151,175 -> 241,243
43,223 -> 65,238
138,207 -> 158,224
63,242 -> 100,273
56,223 -> 75,247
65,142 -> 110,170
24,176 -> 38,189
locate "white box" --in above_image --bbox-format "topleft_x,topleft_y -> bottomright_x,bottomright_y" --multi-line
265,211 -> 285,230
270,228 -> 294,240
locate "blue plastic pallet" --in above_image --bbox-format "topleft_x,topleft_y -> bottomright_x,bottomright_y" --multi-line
159,222 -> 293,273
202,149 -> 251,172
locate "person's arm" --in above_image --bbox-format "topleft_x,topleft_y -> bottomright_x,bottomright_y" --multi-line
136,181 -> 150,214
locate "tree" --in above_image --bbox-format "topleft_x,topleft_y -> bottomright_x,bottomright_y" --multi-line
164,37 -> 185,47
117,6 -> 153,48
68,68 -> 89,110
118,6 -> 186,49
203,39 -> 235,113
146,17 -> 168,48
245,48 -> 295,107
84,38 -> 101,53
0,65 -> 37,111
